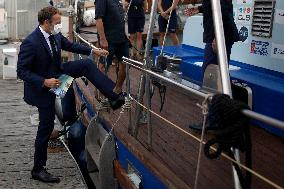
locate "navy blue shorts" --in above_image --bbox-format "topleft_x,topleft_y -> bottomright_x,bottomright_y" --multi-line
128,17 -> 145,34
158,14 -> 177,33
99,41 -> 129,65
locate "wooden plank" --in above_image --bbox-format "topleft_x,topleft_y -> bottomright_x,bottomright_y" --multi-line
114,160 -> 135,189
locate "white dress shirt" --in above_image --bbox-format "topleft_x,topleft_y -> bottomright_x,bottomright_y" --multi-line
39,25 -> 93,56
39,26 -> 56,55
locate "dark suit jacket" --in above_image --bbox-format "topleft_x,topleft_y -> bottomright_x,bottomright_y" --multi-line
17,27 -> 92,108
198,0 -> 239,44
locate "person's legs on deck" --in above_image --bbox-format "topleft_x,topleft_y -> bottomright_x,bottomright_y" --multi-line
113,42 -> 129,93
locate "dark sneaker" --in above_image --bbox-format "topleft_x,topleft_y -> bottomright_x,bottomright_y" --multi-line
31,168 -> 60,183
96,97 -> 110,111
188,123 -> 203,131
109,92 -> 126,110
188,123 -> 211,134
188,122 -> 214,133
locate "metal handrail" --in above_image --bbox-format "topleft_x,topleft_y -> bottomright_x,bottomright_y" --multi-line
73,31 -> 99,50
211,0 -> 232,96
122,57 -> 284,131
74,25 -> 284,189
210,0 -> 239,188
123,57 -> 208,98
73,28 -> 284,136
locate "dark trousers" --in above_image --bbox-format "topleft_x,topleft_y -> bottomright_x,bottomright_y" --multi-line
202,42 -> 233,79
34,102 -> 55,170
34,58 -> 118,169
63,58 -> 117,100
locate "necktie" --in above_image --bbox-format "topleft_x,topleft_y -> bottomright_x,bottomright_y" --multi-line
48,35 -> 61,75
48,35 -> 59,63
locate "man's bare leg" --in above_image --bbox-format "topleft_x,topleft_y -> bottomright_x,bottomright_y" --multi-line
113,63 -> 126,93
159,32 -> 166,46
129,33 -> 136,59
170,33 -> 179,45
136,32 -> 143,60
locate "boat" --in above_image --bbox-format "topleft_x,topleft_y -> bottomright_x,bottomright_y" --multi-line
57,0 -> 284,188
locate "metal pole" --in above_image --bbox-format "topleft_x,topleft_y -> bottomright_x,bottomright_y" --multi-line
123,59 -> 208,98
73,31 -> 98,49
211,0 -> 240,188
144,0 -> 159,147
123,57 -> 144,66
145,73 -> 152,148
211,0 -> 232,95
126,64 -> 132,134
144,0 -> 159,67
132,0 -> 159,139
133,75 -> 146,138
242,109 -> 284,131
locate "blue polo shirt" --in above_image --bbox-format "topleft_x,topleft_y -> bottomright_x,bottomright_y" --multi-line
95,0 -> 127,43
161,0 -> 176,16
127,0 -> 145,18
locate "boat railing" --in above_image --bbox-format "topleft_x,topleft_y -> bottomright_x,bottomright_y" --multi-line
73,29 -> 284,189
121,57 -> 284,132
121,57 -> 284,189
72,0 -> 284,186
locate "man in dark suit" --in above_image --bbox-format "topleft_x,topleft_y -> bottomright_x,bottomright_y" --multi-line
17,6 -> 125,183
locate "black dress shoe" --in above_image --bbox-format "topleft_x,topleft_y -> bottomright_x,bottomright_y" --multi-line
188,123 -> 203,133
31,168 -> 60,183
109,92 -> 126,110
188,122 -> 216,133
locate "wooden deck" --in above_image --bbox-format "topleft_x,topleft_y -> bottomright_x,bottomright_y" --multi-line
74,66 -> 284,189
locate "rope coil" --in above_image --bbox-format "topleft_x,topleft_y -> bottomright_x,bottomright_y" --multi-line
203,94 -> 252,189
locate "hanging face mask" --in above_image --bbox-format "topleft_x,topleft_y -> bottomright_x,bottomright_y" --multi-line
50,23 -> 62,35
